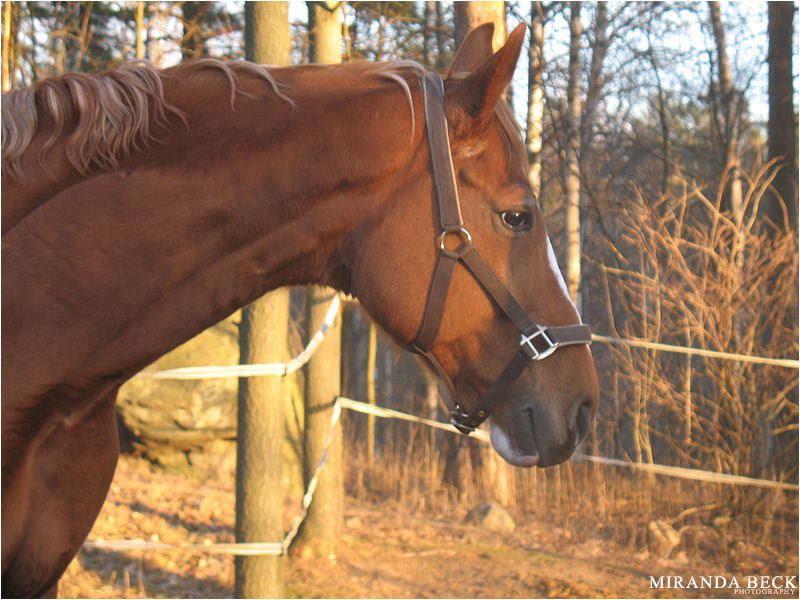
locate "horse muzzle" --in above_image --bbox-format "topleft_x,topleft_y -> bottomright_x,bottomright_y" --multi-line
489,390 -> 596,468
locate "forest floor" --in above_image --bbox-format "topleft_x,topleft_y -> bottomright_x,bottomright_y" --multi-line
59,455 -> 797,599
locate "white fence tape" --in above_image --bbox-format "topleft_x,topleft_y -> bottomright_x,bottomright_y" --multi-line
339,397 -> 797,491
337,396 -> 490,442
95,316 -> 795,557
83,539 -> 282,556
592,334 -> 799,369
85,395 -> 796,557
86,398 -> 344,557
135,295 -> 341,380
281,400 -> 342,552
575,454 -> 798,491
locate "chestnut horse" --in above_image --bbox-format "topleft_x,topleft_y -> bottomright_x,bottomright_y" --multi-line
2,24 -> 597,597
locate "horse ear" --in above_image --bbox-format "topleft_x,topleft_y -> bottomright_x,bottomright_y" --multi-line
445,23 -> 496,79
446,23 -> 526,125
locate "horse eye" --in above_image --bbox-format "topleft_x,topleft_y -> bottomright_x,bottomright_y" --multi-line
500,209 -> 533,231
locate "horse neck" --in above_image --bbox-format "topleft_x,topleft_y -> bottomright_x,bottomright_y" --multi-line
147,63 -> 427,288
1,62 -> 426,236
3,64 -> 429,393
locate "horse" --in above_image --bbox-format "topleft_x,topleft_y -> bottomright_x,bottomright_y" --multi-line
1,23 -> 598,597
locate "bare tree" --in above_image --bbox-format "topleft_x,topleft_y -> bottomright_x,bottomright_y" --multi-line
454,1 -> 505,50
236,4 -> 291,598
423,1 -> 437,67
135,1 -> 145,59
708,1 -> 743,216
308,1 -> 342,64
181,1 -> 212,60
293,1 -> 344,561
766,1 -> 797,229
564,2 -> 582,306
526,1 -> 546,196
581,2 -> 608,152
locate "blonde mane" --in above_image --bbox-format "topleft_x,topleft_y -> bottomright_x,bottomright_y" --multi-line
1,59 -> 286,180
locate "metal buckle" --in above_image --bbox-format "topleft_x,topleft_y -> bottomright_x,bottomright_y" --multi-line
520,325 -> 558,361
439,227 -> 472,252
449,405 -> 476,435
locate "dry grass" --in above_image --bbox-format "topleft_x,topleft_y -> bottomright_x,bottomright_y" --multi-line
60,452 -> 797,599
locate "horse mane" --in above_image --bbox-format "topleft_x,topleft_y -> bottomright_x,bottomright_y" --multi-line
1,57 -> 525,182
1,59 -> 286,181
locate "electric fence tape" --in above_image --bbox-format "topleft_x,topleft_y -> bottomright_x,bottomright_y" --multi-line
134,295 -> 341,380
85,399 -> 343,556
592,334 -> 799,369
90,314 -> 796,556
84,395 -> 797,557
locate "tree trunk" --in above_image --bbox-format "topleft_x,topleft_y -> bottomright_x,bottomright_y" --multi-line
236,3 -> 290,598
2,0 -> 13,91
366,321 -> 377,466
645,28 -> 670,196
581,2 -> 608,152
292,3 -> 344,561
565,2 -> 583,307
526,1 -> 545,197
766,1 -> 797,229
308,1 -> 342,64
451,0 -> 515,506
235,292 -> 289,599
454,1 -> 506,51
435,2 -> 447,71
709,1 -> 742,216
293,288 -> 343,559
423,1 -> 438,68
135,1 -> 145,59
181,1 -> 211,60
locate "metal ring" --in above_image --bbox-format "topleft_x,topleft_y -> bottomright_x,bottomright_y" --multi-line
439,227 -> 472,252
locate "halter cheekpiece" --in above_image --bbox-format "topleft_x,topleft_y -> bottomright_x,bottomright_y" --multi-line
407,73 -> 593,435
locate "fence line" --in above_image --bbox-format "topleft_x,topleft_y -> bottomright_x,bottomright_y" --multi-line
337,397 -> 798,491
85,395 -> 797,557
134,295 -> 341,380
576,454 -> 798,491
591,334 -> 799,369
134,319 -> 797,381
336,396 -> 490,442
96,318 -> 795,557
83,539 -> 282,556
86,399 -> 344,557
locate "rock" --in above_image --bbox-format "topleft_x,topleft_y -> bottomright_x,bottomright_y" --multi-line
345,516 -> 363,529
465,502 -> 515,533
647,519 -> 680,557
117,314 -> 240,456
678,524 -> 722,557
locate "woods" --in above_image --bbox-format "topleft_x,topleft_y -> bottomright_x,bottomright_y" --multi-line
2,1 -> 797,598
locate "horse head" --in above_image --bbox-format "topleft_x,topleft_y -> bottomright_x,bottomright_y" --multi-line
349,23 -> 599,468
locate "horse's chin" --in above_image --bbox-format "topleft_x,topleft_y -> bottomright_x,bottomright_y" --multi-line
489,422 -> 540,468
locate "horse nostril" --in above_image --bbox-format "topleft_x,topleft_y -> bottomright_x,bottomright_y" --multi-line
575,397 -> 593,443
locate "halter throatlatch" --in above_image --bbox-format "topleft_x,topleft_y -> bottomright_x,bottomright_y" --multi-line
407,73 -> 593,435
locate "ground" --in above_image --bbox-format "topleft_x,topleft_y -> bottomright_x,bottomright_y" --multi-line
59,456 -> 797,599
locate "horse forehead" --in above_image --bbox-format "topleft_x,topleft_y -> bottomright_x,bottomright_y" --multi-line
458,126 -> 528,186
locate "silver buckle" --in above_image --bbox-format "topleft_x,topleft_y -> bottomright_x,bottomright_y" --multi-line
520,326 -> 558,360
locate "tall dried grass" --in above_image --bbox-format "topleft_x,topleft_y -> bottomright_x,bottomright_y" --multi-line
340,164 -> 798,568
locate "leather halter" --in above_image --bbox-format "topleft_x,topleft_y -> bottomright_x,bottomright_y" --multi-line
407,73 -> 593,435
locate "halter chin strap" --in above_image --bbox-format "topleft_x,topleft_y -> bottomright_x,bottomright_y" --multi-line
407,73 -> 592,435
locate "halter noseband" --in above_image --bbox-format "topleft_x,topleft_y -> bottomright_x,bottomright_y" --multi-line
407,73 -> 592,435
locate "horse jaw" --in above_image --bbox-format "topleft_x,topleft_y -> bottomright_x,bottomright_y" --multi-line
489,421 -> 539,468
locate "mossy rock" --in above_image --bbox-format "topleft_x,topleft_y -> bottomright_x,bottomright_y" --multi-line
117,314 -> 240,452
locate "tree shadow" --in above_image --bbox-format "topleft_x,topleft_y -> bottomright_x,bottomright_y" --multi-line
117,500 -> 232,537
76,546 -> 233,598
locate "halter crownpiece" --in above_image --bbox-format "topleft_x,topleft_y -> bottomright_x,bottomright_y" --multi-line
408,72 -> 592,435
